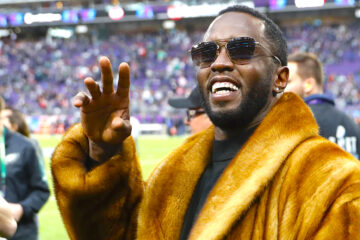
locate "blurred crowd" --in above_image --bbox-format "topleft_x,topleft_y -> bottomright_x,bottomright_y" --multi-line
0,22 -> 359,134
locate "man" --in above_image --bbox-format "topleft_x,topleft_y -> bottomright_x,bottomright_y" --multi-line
0,97 -> 50,240
168,86 -> 212,134
52,5 -> 360,240
286,52 -> 360,158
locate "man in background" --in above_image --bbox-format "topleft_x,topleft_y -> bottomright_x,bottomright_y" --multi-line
286,52 -> 360,158
168,86 -> 212,134
0,96 -> 49,240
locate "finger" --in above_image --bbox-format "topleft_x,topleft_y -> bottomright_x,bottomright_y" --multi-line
73,92 -> 90,108
84,77 -> 101,99
116,62 -> 130,98
111,116 -> 125,130
114,118 -> 132,136
109,110 -> 130,128
99,56 -> 114,95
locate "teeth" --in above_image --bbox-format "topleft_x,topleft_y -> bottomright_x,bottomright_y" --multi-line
211,82 -> 239,93
216,90 -> 231,95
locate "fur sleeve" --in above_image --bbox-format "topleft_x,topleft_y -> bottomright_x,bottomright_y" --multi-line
313,183 -> 360,239
51,124 -> 144,240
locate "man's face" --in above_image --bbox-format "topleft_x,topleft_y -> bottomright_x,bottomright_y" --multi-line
185,108 -> 212,134
285,62 -> 305,97
196,12 -> 277,130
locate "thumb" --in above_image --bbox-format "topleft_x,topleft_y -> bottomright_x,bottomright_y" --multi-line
102,117 -> 132,144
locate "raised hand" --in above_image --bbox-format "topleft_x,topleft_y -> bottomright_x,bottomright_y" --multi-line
73,57 -> 132,150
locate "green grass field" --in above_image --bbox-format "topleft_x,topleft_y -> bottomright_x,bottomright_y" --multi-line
35,134 -> 187,240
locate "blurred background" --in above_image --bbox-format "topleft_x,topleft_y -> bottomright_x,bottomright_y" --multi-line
0,0 -> 359,239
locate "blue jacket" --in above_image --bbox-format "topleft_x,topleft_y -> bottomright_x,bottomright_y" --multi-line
4,128 -> 50,240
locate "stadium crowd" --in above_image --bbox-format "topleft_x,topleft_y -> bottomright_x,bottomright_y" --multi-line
0,22 -> 359,134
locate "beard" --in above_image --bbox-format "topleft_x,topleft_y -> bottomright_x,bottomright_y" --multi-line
200,78 -> 272,131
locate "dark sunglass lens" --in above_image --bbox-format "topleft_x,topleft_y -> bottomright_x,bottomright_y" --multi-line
227,38 -> 256,61
191,42 -> 217,66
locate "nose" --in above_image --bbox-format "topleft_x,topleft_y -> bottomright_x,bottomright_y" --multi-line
210,47 -> 234,72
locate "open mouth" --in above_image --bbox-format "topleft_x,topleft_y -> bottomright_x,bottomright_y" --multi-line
211,82 -> 239,95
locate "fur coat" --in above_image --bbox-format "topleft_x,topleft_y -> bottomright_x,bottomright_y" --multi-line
51,93 -> 360,240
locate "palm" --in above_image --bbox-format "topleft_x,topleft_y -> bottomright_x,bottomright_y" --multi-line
73,57 -> 131,145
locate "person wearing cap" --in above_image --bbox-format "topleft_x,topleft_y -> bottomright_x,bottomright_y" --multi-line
168,86 -> 212,134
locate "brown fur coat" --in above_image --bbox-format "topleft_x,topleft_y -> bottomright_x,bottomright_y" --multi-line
52,93 -> 360,240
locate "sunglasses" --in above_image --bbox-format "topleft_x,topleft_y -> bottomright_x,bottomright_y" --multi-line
186,109 -> 206,122
190,37 -> 281,68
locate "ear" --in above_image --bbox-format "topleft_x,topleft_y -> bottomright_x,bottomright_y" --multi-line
303,77 -> 316,95
272,66 -> 289,96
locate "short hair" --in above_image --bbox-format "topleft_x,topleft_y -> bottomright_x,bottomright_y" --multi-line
219,5 -> 287,66
288,52 -> 324,87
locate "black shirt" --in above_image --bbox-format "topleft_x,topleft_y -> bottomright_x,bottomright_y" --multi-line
179,127 -> 256,240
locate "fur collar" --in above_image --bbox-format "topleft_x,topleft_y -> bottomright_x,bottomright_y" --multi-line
137,93 -> 319,240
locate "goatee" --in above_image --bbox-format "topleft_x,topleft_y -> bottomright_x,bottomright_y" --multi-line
200,79 -> 272,131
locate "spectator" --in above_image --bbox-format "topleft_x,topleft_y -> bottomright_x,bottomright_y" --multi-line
1,108 -> 30,137
286,52 -> 360,158
2,107 -> 46,163
0,97 -> 49,240
168,86 -> 212,134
